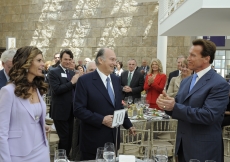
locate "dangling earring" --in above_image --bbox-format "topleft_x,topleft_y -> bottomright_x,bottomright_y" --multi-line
26,69 -> 28,73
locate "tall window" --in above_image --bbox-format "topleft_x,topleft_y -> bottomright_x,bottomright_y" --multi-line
213,50 -> 230,78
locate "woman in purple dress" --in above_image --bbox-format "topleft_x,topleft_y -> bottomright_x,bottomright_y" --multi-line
0,46 -> 50,162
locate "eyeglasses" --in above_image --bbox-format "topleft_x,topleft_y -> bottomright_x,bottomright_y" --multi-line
55,57 -> 60,59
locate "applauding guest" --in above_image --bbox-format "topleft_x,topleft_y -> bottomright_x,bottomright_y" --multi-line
144,58 -> 166,110
167,59 -> 193,97
0,46 -> 50,162
156,39 -> 229,162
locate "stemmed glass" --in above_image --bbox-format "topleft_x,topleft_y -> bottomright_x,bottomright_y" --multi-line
123,97 -> 128,111
103,142 -> 115,162
189,160 -> 200,162
127,96 -> 133,105
144,100 -> 150,115
153,146 -> 168,162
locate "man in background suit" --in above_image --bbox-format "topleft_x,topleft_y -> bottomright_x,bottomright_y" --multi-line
121,59 -> 144,100
71,61 -> 97,161
48,49 -> 80,157
74,48 -> 135,160
166,55 -> 185,90
157,39 -> 229,162
0,49 -> 16,89
139,59 -> 149,77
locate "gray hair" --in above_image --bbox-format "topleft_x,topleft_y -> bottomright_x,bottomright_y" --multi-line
84,57 -> 91,61
95,48 -> 105,66
1,49 -> 17,63
177,55 -> 185,60
86,61 -> 96,69
127,59 -> 137,64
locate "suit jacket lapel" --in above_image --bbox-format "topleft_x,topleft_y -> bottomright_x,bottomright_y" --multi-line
19,97 -> 35,120
92,71 -> 114,107
175,76 -> 182,88
183,69 -> 214,102
130,70 -> 137,87
111,75 -> 119,108
123,71 -> 128,85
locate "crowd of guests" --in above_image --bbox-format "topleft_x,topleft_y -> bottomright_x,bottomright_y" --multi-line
0,39 -> 230,162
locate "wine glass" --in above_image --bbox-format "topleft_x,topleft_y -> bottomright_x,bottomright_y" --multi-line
144,100 -> 150,115
123,97 -> 128,111
134,98 -> 140,109
153,146 -> 168,162
127,96 -> 133,105
103,142 -> 115,162
96,147 -> 105,162
189,160 -> 200,162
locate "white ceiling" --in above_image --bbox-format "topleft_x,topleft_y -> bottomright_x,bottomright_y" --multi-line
160,8 -> 230,36
158,0 -> 230,36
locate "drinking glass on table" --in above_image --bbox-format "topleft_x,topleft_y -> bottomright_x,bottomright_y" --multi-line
103,142 -> 115,162
96,147 -> 105,162
153,146 -> 168,162
189,160 -> 200,162
144,100 -> 150,115
55,156 -> 68,162
54,149 -> 66,161
123,97 -> 128,111
127,96 -> 133,105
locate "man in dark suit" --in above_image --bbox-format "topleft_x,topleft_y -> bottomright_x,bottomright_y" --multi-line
157,39 -> 229,162
120,59 -> 144,100
166,55 -> 185,90
73,48 -> 135,160
139,59 -> 149,77
48,49 -> 80,157
0,49 -> 16,89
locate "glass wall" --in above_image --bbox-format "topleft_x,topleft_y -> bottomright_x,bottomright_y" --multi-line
213,50 -> 230,78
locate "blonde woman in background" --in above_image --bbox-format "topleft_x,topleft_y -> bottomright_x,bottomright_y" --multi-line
144,58 -> 166,110
167,59 -> 193,97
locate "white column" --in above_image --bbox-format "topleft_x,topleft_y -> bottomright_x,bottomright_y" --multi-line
157,36 -> 167,74
157,0 -> 168,74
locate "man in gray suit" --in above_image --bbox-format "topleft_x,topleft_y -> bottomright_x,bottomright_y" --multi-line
157,39 -> 229,162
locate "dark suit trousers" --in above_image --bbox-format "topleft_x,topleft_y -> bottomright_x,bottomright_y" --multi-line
177,142 -> 186,162
81,151 -> 96,161
54,114 -> 74,156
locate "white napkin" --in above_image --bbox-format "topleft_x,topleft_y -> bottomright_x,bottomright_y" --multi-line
119,155 -> 135,162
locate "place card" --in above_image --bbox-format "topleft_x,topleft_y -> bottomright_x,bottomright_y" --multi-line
119,155 -> 135,162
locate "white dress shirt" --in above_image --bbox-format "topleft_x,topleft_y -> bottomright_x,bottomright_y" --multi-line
96,68 -> 115,96
194,65 -> 211,85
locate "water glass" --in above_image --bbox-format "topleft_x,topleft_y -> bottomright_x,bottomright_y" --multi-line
127,96 -> 133,105
189,160 -> 200,162
153,146 -> 168,162
96,147 -> 105,162
143,146 -> 150,162
103,142 -> 115,162
55,156 -> 68,162
54,149 -> 66,161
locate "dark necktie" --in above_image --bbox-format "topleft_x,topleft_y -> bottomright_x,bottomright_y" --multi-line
66,69 -> 71,81
127,72 -> 132,86
106,77 -> 115,106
